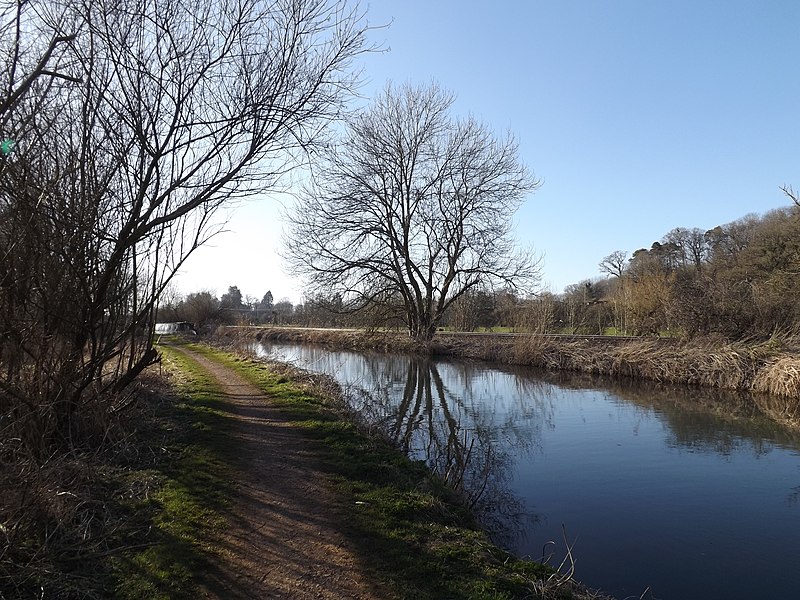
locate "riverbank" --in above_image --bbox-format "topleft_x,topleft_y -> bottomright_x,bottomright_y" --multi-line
171,342 -> 614,599
1,341 -> 611,599
1,345 -> 238,598
218,326 -> 800,426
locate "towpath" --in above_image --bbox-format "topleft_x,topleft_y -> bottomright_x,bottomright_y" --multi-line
169,345 -> 383,600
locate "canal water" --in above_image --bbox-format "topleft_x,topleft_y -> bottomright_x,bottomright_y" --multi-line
254,342 -> 800,600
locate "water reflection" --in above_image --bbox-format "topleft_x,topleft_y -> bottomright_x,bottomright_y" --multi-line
524,368 -> 800,455
257,342 -> 551,544
254,342 -> 800,600
384,357 -> 544,544
647,387 -> 793,453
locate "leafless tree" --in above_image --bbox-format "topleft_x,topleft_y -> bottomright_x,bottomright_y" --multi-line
781,184 -> 798,206
177,291 -> 221,328
0,0 -> 368,458
663,227 -> 708,270
598,250 -> 629,278
284,82 -> 540,341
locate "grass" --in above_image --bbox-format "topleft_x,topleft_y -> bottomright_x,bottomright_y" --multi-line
0,344 -> 237,599
110,345 -> 235,599
184,342 -> 594,600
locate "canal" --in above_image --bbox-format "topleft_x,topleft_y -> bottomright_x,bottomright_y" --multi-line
254,341 -> 800,600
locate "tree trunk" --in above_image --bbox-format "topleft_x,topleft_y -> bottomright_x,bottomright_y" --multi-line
409,311 -> 437,342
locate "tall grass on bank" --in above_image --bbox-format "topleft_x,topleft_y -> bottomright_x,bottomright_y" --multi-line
225,327 -> 800,426
753,356 -> 800,396
0,347 -> 235,600
506,337 -> 765,389
229,326 -> 800,391
469,334 -> 799,426
751,356 -> 800,424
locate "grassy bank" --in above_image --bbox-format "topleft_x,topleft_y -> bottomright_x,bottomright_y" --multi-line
0,346 -> 237,599
219,327 -> 800,425
189,343 -> 609,600
113,346 -> 236,599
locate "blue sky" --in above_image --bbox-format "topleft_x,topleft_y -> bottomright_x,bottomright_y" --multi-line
176,0 -> 800,302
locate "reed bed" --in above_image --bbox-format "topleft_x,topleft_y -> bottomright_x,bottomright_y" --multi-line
753,356 -> 800,396
221,326 -> 800,401
751,357 -> 800,424
512,337 -> 780,392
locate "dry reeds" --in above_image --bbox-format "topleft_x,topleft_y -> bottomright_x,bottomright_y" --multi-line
753,356 -> 800,397
219,327 -> 800,404
503,334 -> 780,394
751,357 -> 800,424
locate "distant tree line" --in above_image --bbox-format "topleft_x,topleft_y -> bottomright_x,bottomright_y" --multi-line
193,193 -> 800,341
163,284 -> 533,332
205,192 -> 799,341
563,192 -> 800,339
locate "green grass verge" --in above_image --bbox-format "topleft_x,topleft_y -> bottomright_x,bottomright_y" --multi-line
110,346 -> 235,599
186,343 -> 555,600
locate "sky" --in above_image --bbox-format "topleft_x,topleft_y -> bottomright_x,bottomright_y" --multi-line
175,0 -> 800,303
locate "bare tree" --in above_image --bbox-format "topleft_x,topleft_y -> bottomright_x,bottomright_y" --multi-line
0,0 -> 368,458
284,83 -> 540,341
663,227 -> 708,270
684,228 -> 709,270
781,184 -> 798,206
598,250 -> 629,278
178,291 -> 221,328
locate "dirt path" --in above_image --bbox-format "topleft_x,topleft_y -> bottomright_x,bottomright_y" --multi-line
170,345 -> 384,600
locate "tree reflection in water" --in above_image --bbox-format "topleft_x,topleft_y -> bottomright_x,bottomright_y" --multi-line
255,343 -> 554,549
255,341 -> 800,600
351,353 -> 550,548
387,358 -> 529,540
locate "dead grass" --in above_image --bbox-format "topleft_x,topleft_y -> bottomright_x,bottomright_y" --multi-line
507,335 -> 794,397
0,374 -> 171,599
751,357 -> 800,425
753,356 -> 800,396
224,326 -> 800,405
